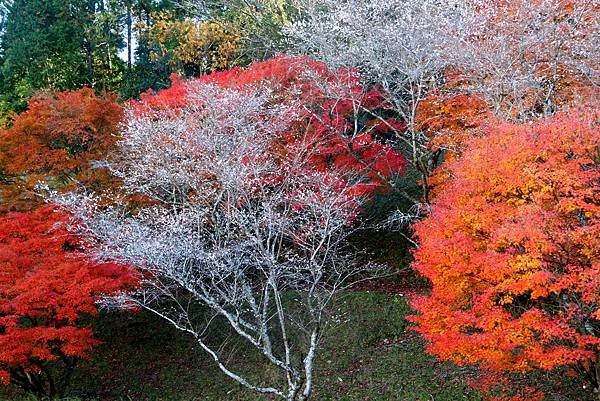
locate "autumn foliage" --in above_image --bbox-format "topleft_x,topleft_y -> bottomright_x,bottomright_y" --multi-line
455,0 -> 599,119
410,108 -> 600,393
0,205 -> 136,398
0,88 -> 122,212
134,55 -> 407,197
0,0 -> 599,398
145,13 -> 243,76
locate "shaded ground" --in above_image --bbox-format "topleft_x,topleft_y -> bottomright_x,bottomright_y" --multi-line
0,289 -> 593,401
0,230 -> 592,401
1,291 -> 482,401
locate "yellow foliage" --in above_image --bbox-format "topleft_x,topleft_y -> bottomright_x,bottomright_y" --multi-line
146,13 -> 243,75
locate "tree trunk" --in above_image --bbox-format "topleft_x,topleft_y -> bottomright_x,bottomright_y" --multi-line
126,1 -> 132,71
85,41 -> 95,87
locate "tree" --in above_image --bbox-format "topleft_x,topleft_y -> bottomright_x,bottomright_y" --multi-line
0,205 -> 136,399
410,107 -> 600,398
1,0 -> 87,95
448,0 -> 600,120
56,57 -> 405,401
200,0 -> 301,60
121,25 -> 173,99
0,88 -> 123,212
286,0 -> 469,206
415,90 -> 489,162
83,0 -> 128,92
0,0 -> 129,118
143,12 -> 243,77
286,0 -> 600,207
0,0 -> 127,101
132,55 -> 408,196
119,0 -> 198,99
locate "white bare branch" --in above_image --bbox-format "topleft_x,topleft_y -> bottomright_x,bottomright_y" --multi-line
53,81 -> 381,401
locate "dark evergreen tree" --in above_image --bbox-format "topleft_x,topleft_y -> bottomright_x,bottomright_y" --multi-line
1,0 -> 89,95
0,0 -> 127,115
119,0 -> 184,99
85,0 -> 128,92
120,30 -> 171,99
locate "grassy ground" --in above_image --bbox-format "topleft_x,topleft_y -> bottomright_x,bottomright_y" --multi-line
0,291 -> 484,401
0,232 -> 592,401
0,289 -> 594,401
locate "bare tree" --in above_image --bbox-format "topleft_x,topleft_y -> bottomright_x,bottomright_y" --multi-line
286,0 -> 600,208
449,0 -> 600,120
54,83 -> 380,401
285,0 -> 470,205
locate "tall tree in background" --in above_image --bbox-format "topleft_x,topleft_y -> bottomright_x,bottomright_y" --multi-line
84,0 -> 128,92
0,0 -> 88,109
119,0 -> 186,98
0,0 -> 128,111
0,0 -> 255,102
144,12 -> 243,77
207,0 -> 300,59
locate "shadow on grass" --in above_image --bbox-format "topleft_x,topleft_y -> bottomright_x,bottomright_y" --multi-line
1,290 -> 590,401
1,292 -> 482,401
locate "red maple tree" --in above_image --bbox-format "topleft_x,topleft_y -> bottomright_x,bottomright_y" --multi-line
132,55 -> 407,197
0,88 -> 123,212
410,107 -> 600,397
0,205 -> 137,398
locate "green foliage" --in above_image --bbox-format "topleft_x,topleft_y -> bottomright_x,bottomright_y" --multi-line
119,32 -> 172,99
207,0 -> 301,59
2,0 -> 88,93
118,1 -> 184,99
0,0 -> 126,110
0,0 -> 296,102
84,0 -> 127,92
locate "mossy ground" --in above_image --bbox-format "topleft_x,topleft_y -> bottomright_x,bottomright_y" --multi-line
1,290 -> 484,401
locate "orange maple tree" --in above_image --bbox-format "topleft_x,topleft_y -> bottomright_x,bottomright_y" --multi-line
0,205 -> 137,398
415,89 -> 490,191
410,107 -> 600,396
0,88 -> 122,212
